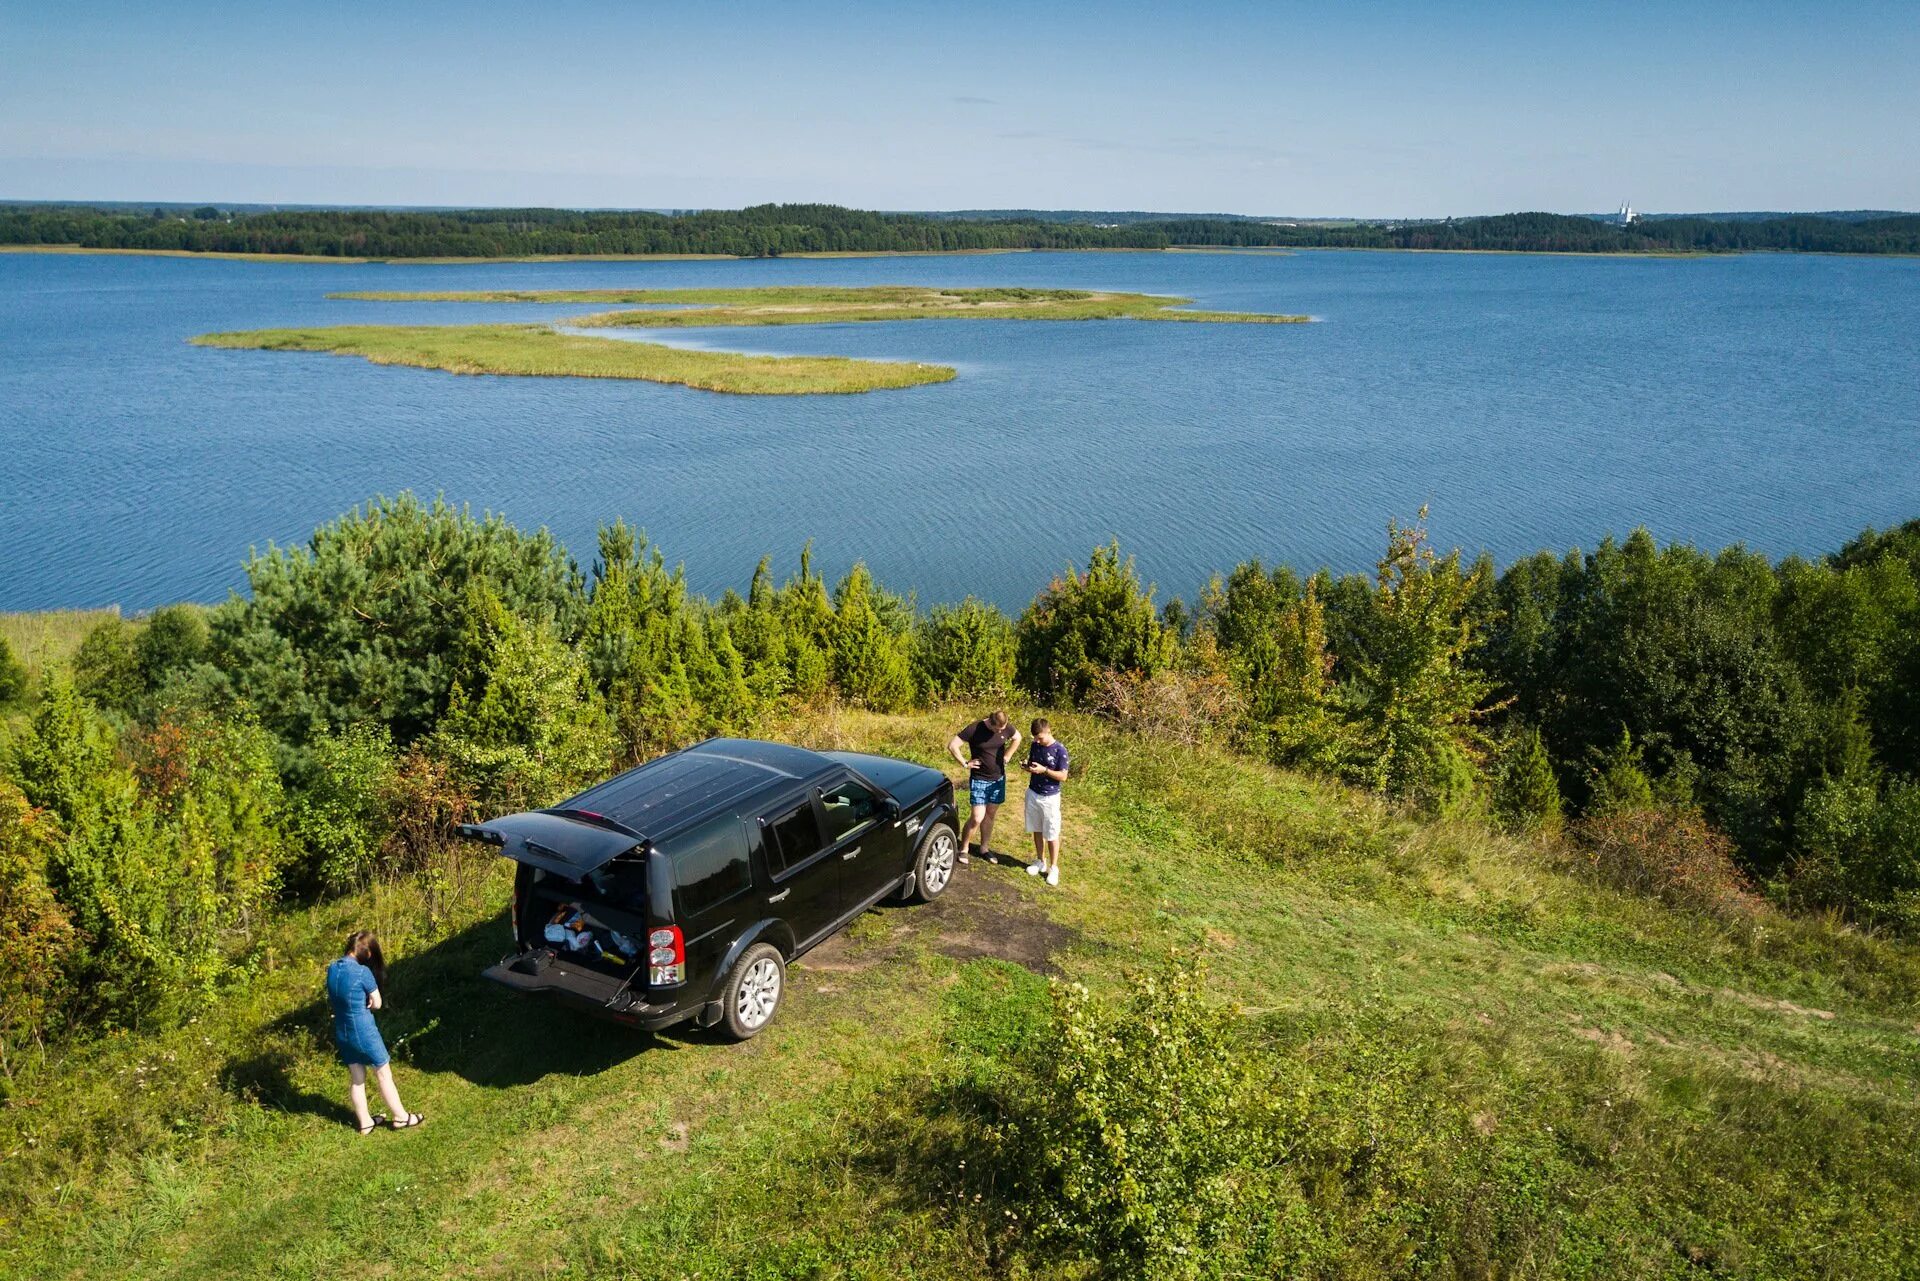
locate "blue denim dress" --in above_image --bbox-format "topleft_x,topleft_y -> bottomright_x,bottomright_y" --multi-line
326,956 -> 389,1068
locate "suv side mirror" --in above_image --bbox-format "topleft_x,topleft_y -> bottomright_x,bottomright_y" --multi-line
882,798 -> 902,822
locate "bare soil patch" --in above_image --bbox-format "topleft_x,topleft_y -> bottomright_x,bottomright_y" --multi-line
799,863 -> 1077,980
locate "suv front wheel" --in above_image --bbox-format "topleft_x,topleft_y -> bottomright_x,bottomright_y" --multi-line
911,822 -> 959,903
718,942 -> 785,1040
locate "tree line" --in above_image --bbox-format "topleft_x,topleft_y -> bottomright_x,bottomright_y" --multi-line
5,203 -> 1918,257
2,495 -> 1917,1051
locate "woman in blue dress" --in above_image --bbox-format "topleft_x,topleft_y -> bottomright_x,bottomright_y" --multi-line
326,931 -> 423,1134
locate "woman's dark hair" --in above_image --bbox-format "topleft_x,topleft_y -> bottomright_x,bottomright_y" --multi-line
345,930 -> 387,989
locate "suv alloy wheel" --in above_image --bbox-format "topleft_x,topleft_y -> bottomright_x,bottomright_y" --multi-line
719,942 -> 785,1040
912,823 -> 958,902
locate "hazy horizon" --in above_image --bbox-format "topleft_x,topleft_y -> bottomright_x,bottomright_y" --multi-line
4,0 -> 1917,216
2,199 -> 1914,222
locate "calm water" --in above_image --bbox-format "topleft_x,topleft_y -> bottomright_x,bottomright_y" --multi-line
2,249 -> 1917,613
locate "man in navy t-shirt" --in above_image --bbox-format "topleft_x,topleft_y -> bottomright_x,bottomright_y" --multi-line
1023,718 -> 1070,886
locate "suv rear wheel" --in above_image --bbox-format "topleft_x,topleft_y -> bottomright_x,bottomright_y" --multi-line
911,822 -> 959,903
718,942 -> 785,1040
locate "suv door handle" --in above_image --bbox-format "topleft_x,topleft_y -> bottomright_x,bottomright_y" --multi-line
768,888 -> 790,903
841,846 -> 861,861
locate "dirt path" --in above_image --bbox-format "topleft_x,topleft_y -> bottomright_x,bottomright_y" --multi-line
796,858 -> 1077,983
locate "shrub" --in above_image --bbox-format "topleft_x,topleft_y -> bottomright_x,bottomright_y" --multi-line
71,616 -> 142,714
1494,726 -> 1563,836
831,564 -> 916,711
9,682 -> 119,821
1001,956 -> 1275,1279
914,597 -> 1016,699
1586,728 -> 1656,815
0,635 -> 26,709
1342,514 -> 1496,811
382,746 -> 480,876
0,783 -> 79,1050
1085,666 -> 1242,747
584,533 -> 762,758
13,689 -> 293,1028
1016,542 -> 1176,703
1569,806 -> 1763,918
211,492 -> 583,754
789,636 -> 830,705
1788,777 -> 1920,932
430,606 -> 615,813
286,724 -> 400,893
134,604 -> 209,692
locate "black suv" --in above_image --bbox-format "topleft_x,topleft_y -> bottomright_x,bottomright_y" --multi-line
459,738 -> 958,1040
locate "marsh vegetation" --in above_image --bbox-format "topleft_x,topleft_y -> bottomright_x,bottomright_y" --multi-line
196,286 -> 1303,393
191,324 -> 956,395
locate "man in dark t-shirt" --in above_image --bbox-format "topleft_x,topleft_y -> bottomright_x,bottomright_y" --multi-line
948,710 -> 1022,865
1023,717 -> 1070,886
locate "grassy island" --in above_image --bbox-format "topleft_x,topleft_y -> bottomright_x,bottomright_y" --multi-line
190,324 -> 955,395
195,286 -> 1304,394
328,284 -> 1313,328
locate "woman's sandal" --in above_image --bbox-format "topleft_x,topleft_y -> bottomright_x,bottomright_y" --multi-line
389,1111 -> 425,1131
356,1114 -> 385,1136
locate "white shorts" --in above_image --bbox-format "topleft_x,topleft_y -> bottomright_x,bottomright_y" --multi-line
1024,791 -> 1062,841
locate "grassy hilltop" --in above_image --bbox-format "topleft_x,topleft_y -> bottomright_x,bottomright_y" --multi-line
4,704 -> 1919,1278
4,499 -> 1920,1278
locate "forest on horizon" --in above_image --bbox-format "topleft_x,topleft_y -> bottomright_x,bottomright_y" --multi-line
4,202 -> 1919,257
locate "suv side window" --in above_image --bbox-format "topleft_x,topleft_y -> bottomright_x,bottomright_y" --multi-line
671,815 -> 751,917
818,778 -> 881,846
764,802 -> 825,876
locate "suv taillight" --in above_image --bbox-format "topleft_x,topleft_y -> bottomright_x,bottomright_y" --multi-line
648,926 -> 685,986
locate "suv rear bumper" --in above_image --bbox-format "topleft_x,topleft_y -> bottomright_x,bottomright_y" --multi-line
483,954 -> 696,1031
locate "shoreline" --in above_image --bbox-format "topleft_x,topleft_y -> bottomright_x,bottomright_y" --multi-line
2,244 -> 1109,265
8,242 -> 1849,266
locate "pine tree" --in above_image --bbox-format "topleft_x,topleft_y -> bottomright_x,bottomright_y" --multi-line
1345,513 -> 1497,811
1587,728 -> 1656,815
1495,726 -> 1563,836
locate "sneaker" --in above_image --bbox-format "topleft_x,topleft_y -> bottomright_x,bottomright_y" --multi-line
1027,861 -> 1044,876
1045,867 -> 1060,887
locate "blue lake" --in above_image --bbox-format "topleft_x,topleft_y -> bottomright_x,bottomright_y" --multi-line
2,248 -> 1916,613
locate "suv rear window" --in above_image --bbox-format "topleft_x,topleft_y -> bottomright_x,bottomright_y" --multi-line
670,814 -> 751,917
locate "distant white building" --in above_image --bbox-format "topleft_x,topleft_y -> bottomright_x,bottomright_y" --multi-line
1617,202 -> 1638,225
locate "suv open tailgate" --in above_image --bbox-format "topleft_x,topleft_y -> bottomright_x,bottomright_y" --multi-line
458,810 -> 642,877
483,951 -> 682,1025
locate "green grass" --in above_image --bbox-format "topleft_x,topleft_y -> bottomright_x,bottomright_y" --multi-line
0,608 -> 119,688
326,284 -> 1312,327
198,287 -> 1303,394
189,325 -> 956,395
7,704 -> 1918,1277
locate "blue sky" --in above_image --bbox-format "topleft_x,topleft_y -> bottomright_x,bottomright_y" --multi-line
3,1 -> 1915,214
